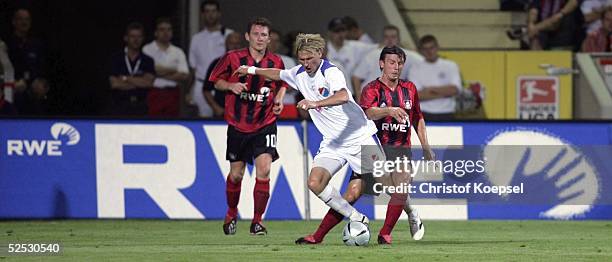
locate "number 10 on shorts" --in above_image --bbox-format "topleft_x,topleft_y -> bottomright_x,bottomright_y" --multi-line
266,134 -> 277,148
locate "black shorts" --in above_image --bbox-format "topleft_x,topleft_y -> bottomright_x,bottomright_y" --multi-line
226,123 -> 279,164
349,145 -> 412,196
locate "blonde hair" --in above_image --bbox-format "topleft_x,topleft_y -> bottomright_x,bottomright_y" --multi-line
294,33 -> 325,56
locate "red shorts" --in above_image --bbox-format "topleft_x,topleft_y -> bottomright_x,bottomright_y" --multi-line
147,88 -> 180,117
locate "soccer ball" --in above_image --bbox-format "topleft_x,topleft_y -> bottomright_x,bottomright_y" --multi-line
342,221 -> 370,246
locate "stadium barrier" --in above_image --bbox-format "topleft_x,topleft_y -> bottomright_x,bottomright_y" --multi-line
1,119 -> 611,220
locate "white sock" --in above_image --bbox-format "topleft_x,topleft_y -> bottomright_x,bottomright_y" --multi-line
317,185 -> 356,218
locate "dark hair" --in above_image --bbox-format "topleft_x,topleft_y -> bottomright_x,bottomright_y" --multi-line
418,34 -> 438,48
383,25 -> 399,33
200,0 -> 220,12
247,17 -> 271,34
342,16 -> 359,30
269,28 -> 281,37
155,17 -> 172,28
125,22 -> 144,35
379,45 -> 406,62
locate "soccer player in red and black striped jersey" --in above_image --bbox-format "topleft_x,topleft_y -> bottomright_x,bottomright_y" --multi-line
295,46 -> 434,245
209,17 -> 287,236
361,45 -> 434,244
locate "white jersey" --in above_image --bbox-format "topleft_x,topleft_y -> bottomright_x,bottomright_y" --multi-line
409,58 -> 462,114
280,59 -> 377,144
143,41 -> 189,88
326,41 -> 377,93
353,46 -> 423,89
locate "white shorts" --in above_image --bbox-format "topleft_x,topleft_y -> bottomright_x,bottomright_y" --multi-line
313,134 -> 385,175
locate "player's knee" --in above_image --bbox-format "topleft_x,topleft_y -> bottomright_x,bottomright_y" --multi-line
345,186 -> 362,203
229,171 -> 244,183
255,166 -> 270,179
307,177 -> 322,194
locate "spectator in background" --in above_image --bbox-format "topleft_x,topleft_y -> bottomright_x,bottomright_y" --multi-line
0,38 -> 15,104
203,31 -> 242,118
0,85 -> 17,115
269,29 -> 299,119
581,0 -> 612,34
189,0 -> 234,118
343,16 -> 374,44
352,25 -> 423,102
326,17 -> 376,99
269,30 -> 297,69
6,8 -> 48,115
409,35 -> 462,121
108,22 -> 155,116
526,0 -> 580,50
284,30 -> 301,58
582,7 -> 612,52
143,18 -> 189,117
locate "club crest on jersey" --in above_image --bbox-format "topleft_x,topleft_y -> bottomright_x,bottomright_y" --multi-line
318,87 -> 330,97
404,100 -> 412,110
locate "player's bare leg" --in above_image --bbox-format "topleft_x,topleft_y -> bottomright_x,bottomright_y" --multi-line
308,167 -> 369,224
251,153 -> 272,235
224,161 -> 246,235
296,179 -> 364,244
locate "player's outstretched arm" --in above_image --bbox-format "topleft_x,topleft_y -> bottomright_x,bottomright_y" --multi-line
297,89 -> 350,110
365,107 -> 408,122
233,66 -> 282,81
415,117 -> 435,160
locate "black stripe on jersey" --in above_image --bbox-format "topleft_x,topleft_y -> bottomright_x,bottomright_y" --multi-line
236,57 -> 248,122
257,59 -> 275,123
378,85 -> 387,108
246,61 -> 260,124
389,88 -> 401,144
401,86 -> 411,145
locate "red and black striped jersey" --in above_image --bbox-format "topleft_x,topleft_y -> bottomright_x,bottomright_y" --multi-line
360,79 -> 423,147
209,48 -> 287,133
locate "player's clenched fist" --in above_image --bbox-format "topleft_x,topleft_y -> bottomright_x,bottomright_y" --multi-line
297,99 -> 318,110
232,65 -> 249,77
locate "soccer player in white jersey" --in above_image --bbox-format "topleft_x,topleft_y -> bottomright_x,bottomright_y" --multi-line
234,33 -> 382,236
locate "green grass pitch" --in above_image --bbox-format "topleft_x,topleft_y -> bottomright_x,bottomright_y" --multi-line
1,220 -> 611,261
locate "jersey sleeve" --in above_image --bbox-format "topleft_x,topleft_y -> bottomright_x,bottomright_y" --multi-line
279,65 -> 301,90
177,49 -> 190,74
274,58 -> 289,92
409,82 -> 424,127
448,61 -> 463,92
208,53 -> 232,83
188,37 -> 197,69
325,67 -> 348,93
359,83 -> 379,111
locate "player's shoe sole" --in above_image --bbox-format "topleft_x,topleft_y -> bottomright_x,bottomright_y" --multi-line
295,235 -> 320,245
250,222 -> 267,236
223,218 -> 237,235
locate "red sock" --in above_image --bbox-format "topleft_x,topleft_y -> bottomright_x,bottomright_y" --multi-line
379,193 -> 407,236
225,175 -> 241,223
252,178 -> 270,224
312,200 -> 356,242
